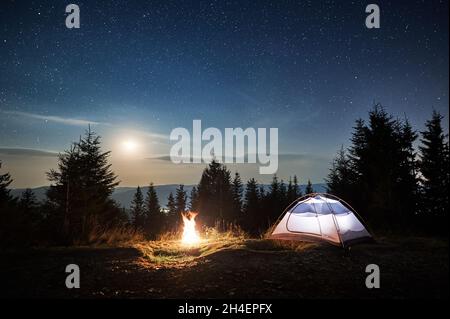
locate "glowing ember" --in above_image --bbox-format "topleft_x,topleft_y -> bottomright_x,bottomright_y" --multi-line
181,212 -> 201,245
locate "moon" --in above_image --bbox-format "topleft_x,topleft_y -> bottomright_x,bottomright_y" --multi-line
121,139 -> 139,154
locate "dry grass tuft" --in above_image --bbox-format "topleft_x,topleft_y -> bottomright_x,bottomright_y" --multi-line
80,226 -> 145,247
134,223 -> 249,267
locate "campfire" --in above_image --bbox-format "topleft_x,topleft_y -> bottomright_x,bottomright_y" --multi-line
181,212 -> 201,245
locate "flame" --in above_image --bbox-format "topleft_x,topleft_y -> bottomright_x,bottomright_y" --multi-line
181,212 -> 200,245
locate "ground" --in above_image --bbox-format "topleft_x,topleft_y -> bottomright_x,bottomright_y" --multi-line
1,236 -> 448,298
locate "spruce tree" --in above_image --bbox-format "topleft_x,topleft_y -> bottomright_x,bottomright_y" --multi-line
287,178 -> 294,203
46,128 -> 120,243
197,159 -> 233,226
145,183 -> 163,238
231,172 -> 243,220
396,119 -> 419,224
19,188 -> 38,213
305,179 -> 314,194
0,163 -> 13,204
189,186 -> 199,212
243,178 -> 260,234
168,185 -> 186,229
287,176 -> 301,203
326,146 -> 355,200
334,105 -> 419,229
166,192 -> 177,230
419,111 -> 449,222
293,175 -> 301,198
0,163 -> 17,246
130,186 -> 145,230
266,175 -> 283,224
175,184 -> 187,214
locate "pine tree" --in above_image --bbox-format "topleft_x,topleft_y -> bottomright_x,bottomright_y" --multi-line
18,188 -> 41,243
166,192 -> 177,230
287,178 -> 294,203
364,106 -> 415,227
46,128 -> 120,243
144,183 -> 163,238
396,119 -> 419,224
419,111 -> 449,223
243,178 -> 260,234
258,185 -> 266,199
168,185 -> 187,229
175,184 -> 187,214
331,104 -> 420,229
293,175 -> 301,198
189,186 -> 199,211
326,146 -> 355,200
287,175 -> 301,204
231,172 -> 243,220
0,163 -> 13,204
305,179 -> 314,194
0,162 -> 18,246
279,179 -> 287,207
46,144 -> 81,242
266,175 -> 283,224
130,186 -> 145,230
19,188 -> 38,213
197,159 -> 233,226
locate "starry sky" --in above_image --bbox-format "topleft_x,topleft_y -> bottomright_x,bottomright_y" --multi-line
0,0 -> 448,188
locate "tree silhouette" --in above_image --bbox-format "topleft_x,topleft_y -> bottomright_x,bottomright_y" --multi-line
327,105 -> 420,230
305,179 -> 314,194
189,186 -> 199,212
130,186 -> 145,230
326,146 -> 355,200
197,159 -> 233,226
0,173 -> 12,204
166,192 -> 177,230
19,188 -> 38,213
287,175 -> 301,203
175,185 -> 187,214
419,111 -> 449,227
243,178 -> 261,234
144,183 -> 164,238
231,172 -> 243,221
19,188 -> 41,244
46,127 -> 120,244
0,162 -> 17,246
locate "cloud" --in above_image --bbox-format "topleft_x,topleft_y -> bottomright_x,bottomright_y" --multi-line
147,153 -> 328,162
126,129 -> 169,141
0,147 -> 59,157
2,110 -> 110,127
2,110 -> 168,141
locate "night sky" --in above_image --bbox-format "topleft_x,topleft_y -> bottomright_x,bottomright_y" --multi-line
0,0 -> 448,187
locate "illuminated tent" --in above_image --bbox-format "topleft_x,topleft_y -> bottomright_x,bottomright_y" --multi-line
269,193 -> 372,248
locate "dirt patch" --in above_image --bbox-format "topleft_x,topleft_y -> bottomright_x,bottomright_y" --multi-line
0,237 -> 448,298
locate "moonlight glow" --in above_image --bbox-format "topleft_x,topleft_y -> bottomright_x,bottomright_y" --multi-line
121,139 -> 139,154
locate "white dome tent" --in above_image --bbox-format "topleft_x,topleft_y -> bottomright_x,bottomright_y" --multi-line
269,193 -> 373,248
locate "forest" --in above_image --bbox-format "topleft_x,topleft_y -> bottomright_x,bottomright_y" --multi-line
0,105 -> 448,247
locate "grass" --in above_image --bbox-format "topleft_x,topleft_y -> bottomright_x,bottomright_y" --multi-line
78,226 -> 145,247
134,225 -> 248,266
133,224 -> 323,267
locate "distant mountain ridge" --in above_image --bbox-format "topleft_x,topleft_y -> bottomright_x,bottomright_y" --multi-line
11,183 -> 327,209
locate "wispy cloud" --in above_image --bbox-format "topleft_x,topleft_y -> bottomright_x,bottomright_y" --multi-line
0,147 -> 59,157
126,128 -> 169,141
2,110 -> 110,127
147,153 -> 328,162
2,110 -> 169,141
